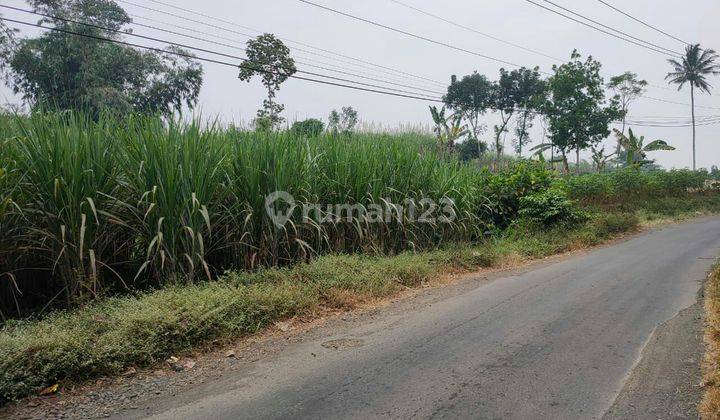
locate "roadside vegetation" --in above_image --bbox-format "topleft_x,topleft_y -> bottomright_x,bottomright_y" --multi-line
702,263 -> 720,419
1,110 -> 719,403
1,0 -> 719,409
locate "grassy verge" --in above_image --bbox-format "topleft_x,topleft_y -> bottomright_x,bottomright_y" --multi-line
0,195 -> 718,404
702,264 -> 720,419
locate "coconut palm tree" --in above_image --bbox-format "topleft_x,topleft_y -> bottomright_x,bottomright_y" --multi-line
665,44 -> 720,170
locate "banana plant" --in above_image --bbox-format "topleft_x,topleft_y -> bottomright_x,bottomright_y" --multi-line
590,145 -> 615,172
429,106 -> 468,154
614,128 -> 675,167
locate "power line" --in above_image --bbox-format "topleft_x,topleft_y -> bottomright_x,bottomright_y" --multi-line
385,0 -> 713,98
523,0 -> 680,58
297,0 -> 555,76
0,17 -> 445,103
0,5 -> 444,100
538,0 -> 682,56
128,14 -> 446,94
623,120 -> 720,128
595,0 -> 690,46
387,0 -> 562,64
641,95 -> 720,111
117,0 -> 447,89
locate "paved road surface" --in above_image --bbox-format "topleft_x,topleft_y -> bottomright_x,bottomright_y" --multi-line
143,217 -> 720,419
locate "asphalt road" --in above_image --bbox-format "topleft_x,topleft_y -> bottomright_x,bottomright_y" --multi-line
146,217 -> 720,420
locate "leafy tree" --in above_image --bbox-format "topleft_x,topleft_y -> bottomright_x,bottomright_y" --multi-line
710,165 -> 720,180
0,14 -> 17,80
494,67 -> 545,158
4,0 -> 203,117
457,137 -> 488,162
490,68 -> 518,162
238,33 -> 297,130
291,118 -> 324,136
543,51 -> 621,173
666,44 -> 720,170
328,106 -> 358,134
444,72 -> 493,142
607,72 -> 647,135
614,128 -> 675,167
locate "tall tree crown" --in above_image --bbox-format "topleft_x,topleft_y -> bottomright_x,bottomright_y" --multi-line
666,44 -> 720,93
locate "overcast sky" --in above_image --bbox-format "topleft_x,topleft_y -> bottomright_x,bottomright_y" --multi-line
2,0 -> 720,169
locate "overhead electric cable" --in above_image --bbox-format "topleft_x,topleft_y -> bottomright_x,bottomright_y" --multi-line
0,17 -> 445,103
595,0 -> 690,45
117,0 -> 447,88
296,0 -> 555,76
522,0 -> 680,58
536,0 -> 682,56
0,5 -> 444,100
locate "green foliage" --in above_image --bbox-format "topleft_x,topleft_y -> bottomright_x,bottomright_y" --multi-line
519,188 -> 584,227
443,72 -> 493,139
543,50 -> 622,172
607,72 -> 647,134
456,137 -> 487,162
5,1 -> 202,117
239,34 -> 297,129
0,111 -> 499,311
614,128 -> 675,167
291,118 -> 325,137
666,44 -> 720,94
429,105 -> 468,153
328,106 -> 358,134
566,168 -> 707,202
492,67 -> 546,159
666,44 -> 720,170
483,161 -> 556,227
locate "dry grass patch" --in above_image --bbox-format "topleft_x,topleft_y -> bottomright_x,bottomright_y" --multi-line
702,264 -> 720,418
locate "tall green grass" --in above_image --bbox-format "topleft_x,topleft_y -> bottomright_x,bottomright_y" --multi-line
0,111 -> 712,315
0,113 -> 496,312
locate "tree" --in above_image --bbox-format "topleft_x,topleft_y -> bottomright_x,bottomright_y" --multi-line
506,67 -> 546,157
328,106 -> 358,134
491,68 -> 517,163
666,44 -> 720,170
543,51 -> 621,173
613,128 -> 675,167
444,72 -> 493,142
4,0 -> 203,117
607,72 -> 647,135
238,33 -> 297,130
0,14 -> 17,80
457,137 -> 488,162
291,118 -> 324,137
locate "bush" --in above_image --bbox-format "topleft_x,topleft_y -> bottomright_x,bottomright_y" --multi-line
456,138 -> 488,162
291,118 -> 324,137
565,168 -> 709,202
483,161 -> 556,227
519,188 -> 584,227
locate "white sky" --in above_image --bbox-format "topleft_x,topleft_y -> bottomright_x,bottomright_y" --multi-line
2,0 -> 720,169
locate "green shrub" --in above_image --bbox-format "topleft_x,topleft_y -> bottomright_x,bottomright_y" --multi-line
519,188 -> 585,227
291,118 -> 325,137
484,161 -> 556,227
565,168 -> 709,202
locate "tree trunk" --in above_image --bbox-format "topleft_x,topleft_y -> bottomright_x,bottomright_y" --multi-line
576,146 -> 581,175
691,84 -> 696,171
